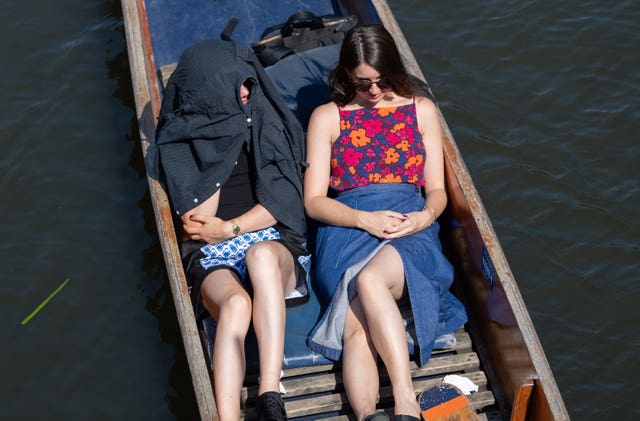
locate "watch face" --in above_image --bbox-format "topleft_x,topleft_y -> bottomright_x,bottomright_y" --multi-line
231,220 -> 240,235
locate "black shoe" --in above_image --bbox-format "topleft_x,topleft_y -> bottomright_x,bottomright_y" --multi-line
256,391 -> 287,420
365,411 -> 391,421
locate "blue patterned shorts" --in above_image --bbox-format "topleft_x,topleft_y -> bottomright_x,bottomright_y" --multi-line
199,227 -> 281,278
182,225 -> 311,321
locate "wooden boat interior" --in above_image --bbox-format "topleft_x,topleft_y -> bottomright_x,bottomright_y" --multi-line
157,43 -> 501,421
122,0 -> 568,419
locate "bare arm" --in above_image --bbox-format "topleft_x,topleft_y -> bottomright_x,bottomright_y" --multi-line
181,190 -> 277,244
304,103 -> 405,238
383,97 -> 448,238
419,98 -> 448,218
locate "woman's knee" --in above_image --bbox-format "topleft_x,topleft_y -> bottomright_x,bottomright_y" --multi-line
216,292 -> 252,326
355,266 -> 385,296
344,319 -> 370,346
245,241 -> 281,266
246,242 -> 295,292
356,262 -> 405,301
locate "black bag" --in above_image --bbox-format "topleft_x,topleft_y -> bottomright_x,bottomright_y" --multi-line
251,11 -> 358,67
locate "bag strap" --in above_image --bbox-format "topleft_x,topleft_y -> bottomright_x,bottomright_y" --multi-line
221,16 -> 240,41
281,11 -> 324,37
256,45 -> 295,67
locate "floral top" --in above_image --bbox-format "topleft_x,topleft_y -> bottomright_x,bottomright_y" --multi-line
330,101 -> 425,191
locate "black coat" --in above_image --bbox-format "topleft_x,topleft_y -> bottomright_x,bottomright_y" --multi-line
154,39 -> 307,235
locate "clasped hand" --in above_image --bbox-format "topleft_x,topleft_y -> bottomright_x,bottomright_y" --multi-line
182,214 -> 229,244
362,210 -> 432,239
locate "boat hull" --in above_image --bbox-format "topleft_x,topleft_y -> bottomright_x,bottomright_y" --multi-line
121,0 -> 568,419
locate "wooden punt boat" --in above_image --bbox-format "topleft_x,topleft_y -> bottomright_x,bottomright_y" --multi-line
121,0 -> 569,419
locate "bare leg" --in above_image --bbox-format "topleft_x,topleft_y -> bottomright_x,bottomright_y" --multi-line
245,241 -> 297,394
356,245 -> 420,418
200,269 -> 252,421
343,295 -> 380,420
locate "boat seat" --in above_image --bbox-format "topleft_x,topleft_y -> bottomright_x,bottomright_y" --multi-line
264,43 -> 341,130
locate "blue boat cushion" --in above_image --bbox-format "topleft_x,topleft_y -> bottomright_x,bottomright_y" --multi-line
265,43 -> 341,131
144,0 -> 337,67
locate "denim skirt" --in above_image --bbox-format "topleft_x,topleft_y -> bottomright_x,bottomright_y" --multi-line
307,183 -> 467,366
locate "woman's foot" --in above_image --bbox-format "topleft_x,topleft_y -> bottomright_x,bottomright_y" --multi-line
256,391 -> 287,420
393,393 -> 420,420
364,411 -> 391,421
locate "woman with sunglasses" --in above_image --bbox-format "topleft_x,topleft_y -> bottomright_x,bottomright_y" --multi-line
304,25 -> 467,421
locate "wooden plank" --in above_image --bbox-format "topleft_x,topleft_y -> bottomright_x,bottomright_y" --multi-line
120,1 -> 217,419
242,330 -> 474,392
282,387 -> 494,419
511,380 -> 534,421
231,331 -> 474,391
243,351 -> 481,401
238,338 -> 491,419
241,351 -> 492,419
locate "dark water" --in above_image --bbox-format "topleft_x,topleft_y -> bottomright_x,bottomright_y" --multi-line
0,0 -> 637,419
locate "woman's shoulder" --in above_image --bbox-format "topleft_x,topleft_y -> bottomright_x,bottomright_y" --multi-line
310,101 -> 340,121
315,100 -> 339,112
414,96 -> 438,120
414,95 -> 437,111
308,101 -> 340,138
414,95 -> 442,135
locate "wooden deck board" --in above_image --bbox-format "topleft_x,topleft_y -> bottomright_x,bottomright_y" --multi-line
244,351 -> 481,401
236,330 -> 495,420
320,405 -> 502,421
281,387 -> 494,419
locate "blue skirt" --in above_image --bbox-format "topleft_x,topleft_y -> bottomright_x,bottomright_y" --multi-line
307,183 -> 468,366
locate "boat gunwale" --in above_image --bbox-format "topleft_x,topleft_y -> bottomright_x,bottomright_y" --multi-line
121,0 -> 217,419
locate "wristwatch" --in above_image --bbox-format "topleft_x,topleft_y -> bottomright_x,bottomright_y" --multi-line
229,219 -> 241,237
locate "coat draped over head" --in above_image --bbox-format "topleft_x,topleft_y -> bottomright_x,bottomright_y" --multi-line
154,39 -> 307,235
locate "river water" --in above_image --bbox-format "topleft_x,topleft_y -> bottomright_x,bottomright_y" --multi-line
1,0 -> 638,419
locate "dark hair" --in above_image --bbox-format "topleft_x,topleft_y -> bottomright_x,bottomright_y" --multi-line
328,25 -> 415,106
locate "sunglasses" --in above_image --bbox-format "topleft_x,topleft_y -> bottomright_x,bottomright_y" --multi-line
351,78 -> 391,92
